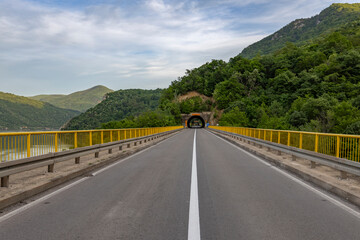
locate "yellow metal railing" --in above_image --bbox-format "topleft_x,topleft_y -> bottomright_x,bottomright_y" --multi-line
0,126 -> 183,162
209,126 -> 360,162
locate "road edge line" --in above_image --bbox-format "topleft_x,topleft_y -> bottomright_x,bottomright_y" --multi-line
207,129 -> 360,219
0,130 -> 184,214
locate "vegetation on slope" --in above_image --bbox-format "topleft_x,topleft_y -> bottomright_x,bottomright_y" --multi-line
241,3 -> 360,58
0,92 -> 80,130
31,85 -> 113,112
160,16 -> 360,134
63,89 -> 163,130
69,3 -> 360,134
100,111 -> 177,129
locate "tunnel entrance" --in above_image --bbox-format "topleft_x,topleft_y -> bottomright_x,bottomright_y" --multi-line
187,115 -> 205,128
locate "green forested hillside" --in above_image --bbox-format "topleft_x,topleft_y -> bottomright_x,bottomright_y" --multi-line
63,89 -> 163,130
160,16 -> 360,134
0,92 -> 80,130
31,85 -> 113,112
71,3 -> 360,134
241,3 -> 360,58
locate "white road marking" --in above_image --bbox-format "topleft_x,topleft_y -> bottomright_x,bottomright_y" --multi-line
188,130 -> 201,240
0,131 -> 184,223
207,130 -> 360,219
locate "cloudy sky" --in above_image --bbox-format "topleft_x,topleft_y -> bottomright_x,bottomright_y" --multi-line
0,0 -> 358,96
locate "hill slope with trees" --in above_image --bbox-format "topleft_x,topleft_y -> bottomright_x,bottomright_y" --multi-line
31,85 -> 113,112
70,3 -> 360,134
240,3 -> 360,58
160,6 -> 360,134
63,89 -> 164,130
0,92 -> 80,131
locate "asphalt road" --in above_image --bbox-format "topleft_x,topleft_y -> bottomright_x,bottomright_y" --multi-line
1,129 -> 360,240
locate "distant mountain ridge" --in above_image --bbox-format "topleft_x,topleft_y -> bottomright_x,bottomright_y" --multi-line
0,92 -> 80,131
240,3 -> 360,58
63,89 -> 163,130
156,3 -> 360,134
31,85 -> 113,112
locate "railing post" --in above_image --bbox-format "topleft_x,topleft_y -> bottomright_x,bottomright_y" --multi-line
89,132 -> 92,146
336,136 -> 340,158
315,134 -> 319,152
74,132 -> 77,149
118,130 -> 120,141
55,133 -> 58,152
27,134 -> 31,157
110,131 -> 113,142
287,132 -> 291,146
278,131 -> 281,144
130,129 -> 132,139
299,133 -> 303,149
270,131 -> 273,142
101,131 -> 104,144
264,130 -> 266,140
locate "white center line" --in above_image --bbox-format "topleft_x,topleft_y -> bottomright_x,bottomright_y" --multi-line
188,129 -> 201,240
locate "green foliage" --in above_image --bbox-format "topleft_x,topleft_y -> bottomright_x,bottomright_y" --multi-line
219,107 -> 249,126
63,89 -> 163,130
0,92 -> 80,130
100,111 -> 177,129
240,3 -> 360,58
158,5 -> 360,134
31,85 -> 113,112
213,79 -> 245,109
164,60 -> 229,97
101,119 -> 137,129
54,3 -> 360,133
344,121 -> 360,135
179,96 -> 211,114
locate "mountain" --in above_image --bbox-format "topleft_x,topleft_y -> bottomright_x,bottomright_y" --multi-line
61,3 -> 360,134
31,85 -> 113,112
63,89 -> 163,130
0,92 -> 80,131
240,3 -> 360,58
158,4 -> 360,134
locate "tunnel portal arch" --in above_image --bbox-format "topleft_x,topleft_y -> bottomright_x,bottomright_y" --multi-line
187,115 -> 205,128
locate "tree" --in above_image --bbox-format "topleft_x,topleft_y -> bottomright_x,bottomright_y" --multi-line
219,107 -> 249,127
213,79 -> 245,109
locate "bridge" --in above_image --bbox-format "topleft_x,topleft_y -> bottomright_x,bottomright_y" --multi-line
0,127 -> 360,239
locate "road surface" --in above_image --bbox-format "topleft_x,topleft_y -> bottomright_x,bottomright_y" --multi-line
1,129 -> 360,239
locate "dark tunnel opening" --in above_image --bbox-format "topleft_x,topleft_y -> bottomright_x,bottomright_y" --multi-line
187,116 -> 205,128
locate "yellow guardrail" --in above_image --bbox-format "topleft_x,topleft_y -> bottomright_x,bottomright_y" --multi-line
0,126 -> 183,162
209,126 -> 360,162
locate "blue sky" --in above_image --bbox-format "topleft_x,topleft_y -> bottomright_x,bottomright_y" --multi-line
0,0 -> 358,96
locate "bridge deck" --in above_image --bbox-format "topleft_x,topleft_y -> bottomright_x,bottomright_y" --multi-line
1,129 -> 360,239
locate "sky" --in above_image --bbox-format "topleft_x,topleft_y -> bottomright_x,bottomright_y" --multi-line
0,0 -> 358,96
